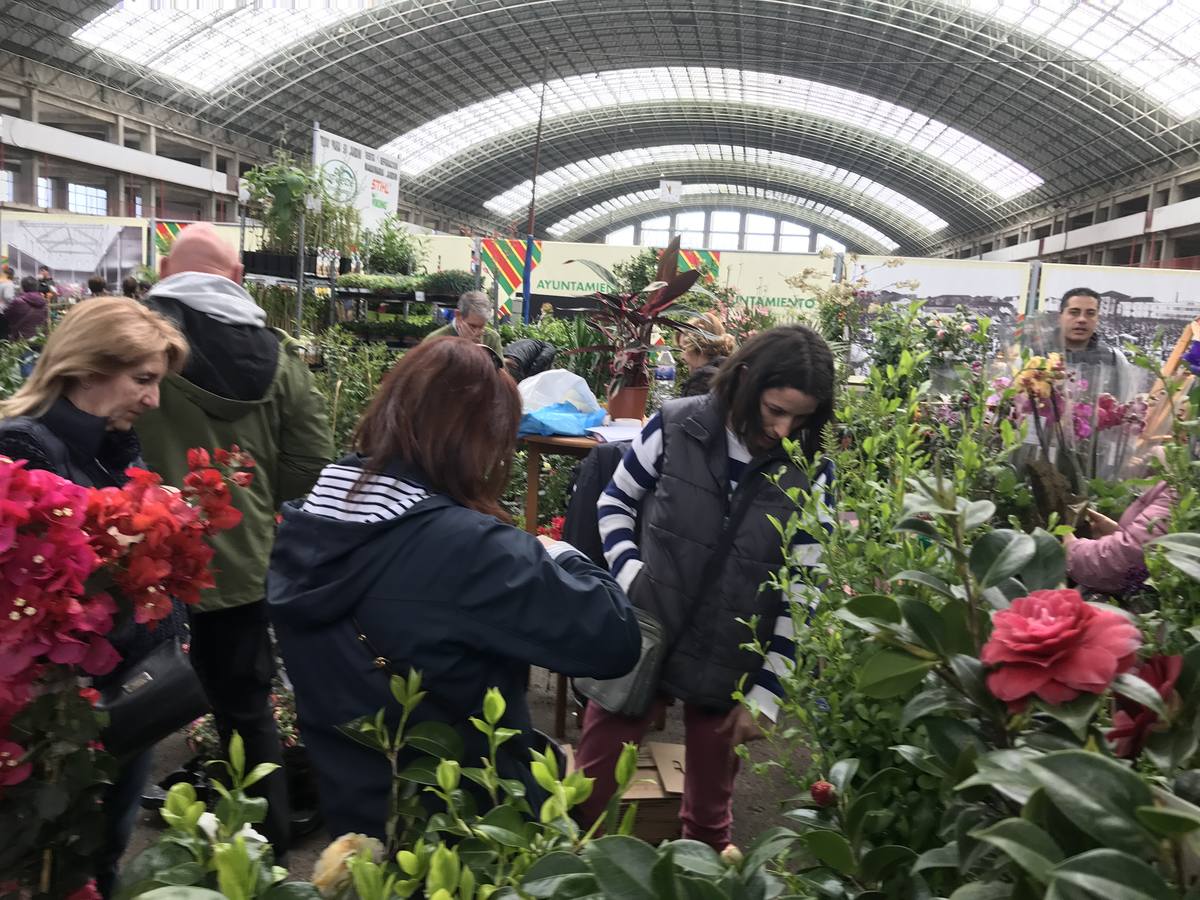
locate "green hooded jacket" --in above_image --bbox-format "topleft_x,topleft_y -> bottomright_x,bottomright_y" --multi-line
138,288 -> 333,612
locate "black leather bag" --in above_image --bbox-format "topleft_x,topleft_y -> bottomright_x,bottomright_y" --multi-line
97,639 -> 210,757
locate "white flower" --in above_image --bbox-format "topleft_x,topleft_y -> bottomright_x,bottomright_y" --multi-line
196,811 -> 267,844
198,811 -> 219,841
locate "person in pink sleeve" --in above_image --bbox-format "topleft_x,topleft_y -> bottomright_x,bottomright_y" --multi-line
1065,480 -> 1175,594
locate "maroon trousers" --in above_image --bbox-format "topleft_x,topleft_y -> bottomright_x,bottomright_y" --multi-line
573,697 -> 740,849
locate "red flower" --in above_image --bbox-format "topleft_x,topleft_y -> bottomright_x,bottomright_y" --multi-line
78,687 -> 100,706
232,471 -> 254,488
67,879 -> 102,900
0,740 -> 31,787
981,589 -> 1141,706
810,780 -> 836,807
187,448 -> 211,469
1107,655 -> 1182,759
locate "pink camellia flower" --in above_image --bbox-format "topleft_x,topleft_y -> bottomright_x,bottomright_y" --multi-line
981,589 -> 1141,706
1107,655 -> 1182,759
0,740 -> 32,787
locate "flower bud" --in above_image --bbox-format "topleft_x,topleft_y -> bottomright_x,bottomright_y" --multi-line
810,780 -> 836,808
483,688 -> 506,726
436,759 -> 461,794
720,844 -> 744,866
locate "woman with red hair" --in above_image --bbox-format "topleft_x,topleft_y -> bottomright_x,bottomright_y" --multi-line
267,336 -> 640,839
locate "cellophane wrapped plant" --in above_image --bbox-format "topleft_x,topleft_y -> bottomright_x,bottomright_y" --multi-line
0,447 -> 253,898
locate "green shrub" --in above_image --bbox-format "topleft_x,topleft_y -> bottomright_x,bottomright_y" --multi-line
419,269 -> 476,298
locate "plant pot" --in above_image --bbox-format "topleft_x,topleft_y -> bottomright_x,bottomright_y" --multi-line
607,385 -> 650,421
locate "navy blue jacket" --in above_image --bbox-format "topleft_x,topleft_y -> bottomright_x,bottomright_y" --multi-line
266,469 -> 640,839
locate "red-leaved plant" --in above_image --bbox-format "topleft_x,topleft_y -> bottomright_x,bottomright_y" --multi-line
0,446 -> 252,897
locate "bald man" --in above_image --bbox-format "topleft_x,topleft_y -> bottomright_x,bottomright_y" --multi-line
137,224 -> 333,855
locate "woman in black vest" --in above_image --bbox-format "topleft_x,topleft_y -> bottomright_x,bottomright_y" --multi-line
578,325 -> 835,849
0,297 -> 189,897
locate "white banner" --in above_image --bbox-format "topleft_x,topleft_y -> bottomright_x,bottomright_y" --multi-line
314,128 -> 400,231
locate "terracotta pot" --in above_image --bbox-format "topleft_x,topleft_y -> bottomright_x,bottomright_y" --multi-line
607,385 -> 650,421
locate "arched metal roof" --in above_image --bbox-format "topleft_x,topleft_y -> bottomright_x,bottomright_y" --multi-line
10,0 -> 1200,247
549,185 -> 899,251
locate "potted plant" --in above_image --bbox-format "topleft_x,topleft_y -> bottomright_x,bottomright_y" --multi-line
243,150 -> 318,277
363,214 -> 426,275
570,235 -> 700,420
420,268 -> 478,300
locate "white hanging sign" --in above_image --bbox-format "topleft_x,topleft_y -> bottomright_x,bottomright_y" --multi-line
314,128 -> 400,230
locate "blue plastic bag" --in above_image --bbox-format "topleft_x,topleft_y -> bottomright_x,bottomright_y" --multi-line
519,402 -> 606,437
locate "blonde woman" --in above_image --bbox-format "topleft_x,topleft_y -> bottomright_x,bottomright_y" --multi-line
679,311 -> 736,397
0,296 -> 188,897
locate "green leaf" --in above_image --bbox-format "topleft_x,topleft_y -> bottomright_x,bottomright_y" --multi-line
969,529 -> 1037,589
859,649 -> 936,699
964,500 -> 996,530
899,597 -> 946,655
521,851 -> 590,898
1036,694 -> 1102,741
260,886 -> 322,899
566,258 -> 620,289
890,744 -> 947,777
859,845 -> 916,882
404,721 -> 465,760
844,593 -> 902,623
1134,805 -> 1200,836
803,830 -> 857,876
1022,528 -> 1066,591
912,842 -> 958,873
582,835 -> 660,900
948,654 -> 995,712
1111,674 -> 1170,721
240,763 -> 279,790
666,840 -> 723,877
228,731 -> 246,781
829,758 -> 859,795
1047,848 -> 1174,899
891,571 -> 955,600
948,885 -> 1012,900
1025,751 -> 1156,855
397,757 -> 440,785
971,818 -> 1063,883
1151,533 -> 1200,581
896,516 -> 949,545
901,688 -> 969,728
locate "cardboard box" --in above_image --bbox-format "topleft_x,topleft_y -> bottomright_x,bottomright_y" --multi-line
564,742 -> 684,844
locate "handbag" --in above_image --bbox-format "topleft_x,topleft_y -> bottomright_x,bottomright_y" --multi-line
97,638 -> 210,757
574,470 -> 764,717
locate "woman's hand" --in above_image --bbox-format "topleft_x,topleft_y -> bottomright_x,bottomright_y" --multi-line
716,704 -> 764,746
1087,508 -> 1120,537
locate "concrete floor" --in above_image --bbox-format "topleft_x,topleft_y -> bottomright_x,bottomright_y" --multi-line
122,667 -> 808,884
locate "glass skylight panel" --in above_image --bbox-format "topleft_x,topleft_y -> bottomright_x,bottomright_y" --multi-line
484,144 -> 949,233
385,68 -> 1042,200
961,1 -> 1200,118
548,184 -> 899,250
73,2 -> 381,92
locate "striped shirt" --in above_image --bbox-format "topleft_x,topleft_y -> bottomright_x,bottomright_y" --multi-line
302,463 -> 431,523
596,412 -> 833,720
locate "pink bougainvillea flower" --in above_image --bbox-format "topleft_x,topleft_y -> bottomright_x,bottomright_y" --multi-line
0,740 -> 32,787
981,589 -> 1141,706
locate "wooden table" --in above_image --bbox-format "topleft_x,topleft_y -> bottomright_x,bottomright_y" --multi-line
519,434 -> 599,738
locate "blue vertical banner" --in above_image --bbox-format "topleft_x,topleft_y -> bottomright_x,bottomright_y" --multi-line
521,234 -> 536,323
